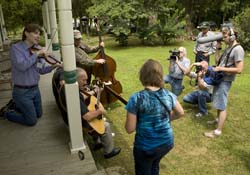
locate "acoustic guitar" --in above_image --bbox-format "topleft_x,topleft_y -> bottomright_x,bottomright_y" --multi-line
82,87 -> 105,135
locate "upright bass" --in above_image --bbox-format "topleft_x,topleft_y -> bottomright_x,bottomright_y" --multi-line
92,19 -> 124,105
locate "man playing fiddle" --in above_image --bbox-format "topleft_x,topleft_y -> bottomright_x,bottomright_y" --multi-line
74,30 -> 105,84
0,23 -> 61,126
52,67 -> 121,159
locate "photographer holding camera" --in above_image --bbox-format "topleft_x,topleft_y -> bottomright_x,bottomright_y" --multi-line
164,47 -> 190,96
183,61 -> 213,118
204,24 -> 244,138
194,22 -> 216,64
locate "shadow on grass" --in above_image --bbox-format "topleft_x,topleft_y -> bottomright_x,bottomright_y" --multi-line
220,124 -> 250,172
104,35 -> 185,52
85,101 -> 134,174
235,150 -> 250,171
181,101 -> 218,130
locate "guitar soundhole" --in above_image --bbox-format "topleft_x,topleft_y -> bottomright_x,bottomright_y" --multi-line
95,104 -> 99,109
97,115 -> 102,120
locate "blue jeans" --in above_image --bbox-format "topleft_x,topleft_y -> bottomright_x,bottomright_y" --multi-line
164,75 -> 183,96
183,90 -> 212,114
133,143 -> 173,175
5,86 -> 42,126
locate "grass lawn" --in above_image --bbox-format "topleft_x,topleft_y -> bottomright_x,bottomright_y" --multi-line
86,35 -> 250,175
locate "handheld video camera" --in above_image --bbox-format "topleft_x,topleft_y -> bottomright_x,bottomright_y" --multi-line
168,49 -> 180,61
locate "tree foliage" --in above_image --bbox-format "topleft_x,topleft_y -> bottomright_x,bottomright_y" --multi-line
88,0 -> 184,45
0,0 -> 42,33
88,0 -> 136,45
1,0 -> 250,48
72,0 -> 92,18
72,0 -> 93,32
233,7 -> 250,50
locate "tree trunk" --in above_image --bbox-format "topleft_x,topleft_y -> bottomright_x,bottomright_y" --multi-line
185,14 -> 193,36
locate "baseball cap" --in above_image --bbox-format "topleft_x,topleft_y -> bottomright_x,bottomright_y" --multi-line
73,30 -> 82,39
197,22 -> 210,29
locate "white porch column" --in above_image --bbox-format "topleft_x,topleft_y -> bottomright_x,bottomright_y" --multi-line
43,0 -> 52,52
0,4 -> 5,51
0,4 -> 7,41
0,27 -> 2,51
41,1 -> 50,50
56,0 -> 85,153
48,0 -> 60,59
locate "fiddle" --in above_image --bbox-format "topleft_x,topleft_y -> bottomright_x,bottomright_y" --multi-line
30,45 -> 62,65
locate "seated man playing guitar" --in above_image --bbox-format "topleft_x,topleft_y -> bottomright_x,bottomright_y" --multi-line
52,67 -> 121,159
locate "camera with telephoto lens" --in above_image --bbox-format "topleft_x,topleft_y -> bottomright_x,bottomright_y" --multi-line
168,49 -> 180,61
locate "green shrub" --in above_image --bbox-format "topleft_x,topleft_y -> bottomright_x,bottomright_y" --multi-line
157,19 -> 185,45
233,7 -> 250,50
137,25 -> 159,45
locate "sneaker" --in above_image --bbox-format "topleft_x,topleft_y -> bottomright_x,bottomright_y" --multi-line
0,99 -> 15,118
204,130 -> 222,138
195,112 -> 208,118
207,118 -> 219,125
0,104 -> 8,119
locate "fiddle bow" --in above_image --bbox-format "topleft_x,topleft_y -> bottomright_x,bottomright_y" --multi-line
31,45 -> 62,65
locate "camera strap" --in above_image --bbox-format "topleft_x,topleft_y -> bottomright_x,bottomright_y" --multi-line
145,88 -> 171,114
189,77 -> 197,87
217,44 -> 240,67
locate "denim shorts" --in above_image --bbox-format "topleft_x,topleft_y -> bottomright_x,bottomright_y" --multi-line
212,81 -> 232,110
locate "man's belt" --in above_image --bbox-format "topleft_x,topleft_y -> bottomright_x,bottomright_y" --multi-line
197,51 -> 207,54
14,84 -> 38,89
171,77 -> 183,80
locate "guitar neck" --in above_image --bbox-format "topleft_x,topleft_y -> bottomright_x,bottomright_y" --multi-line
96,88 -> 101,107
104,85 -> 128,105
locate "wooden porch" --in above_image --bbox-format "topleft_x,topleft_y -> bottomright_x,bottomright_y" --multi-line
0,49 -> 101,175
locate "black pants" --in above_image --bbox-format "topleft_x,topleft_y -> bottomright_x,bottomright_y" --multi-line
195,52 -> 210,63
133,143 -> 174,175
